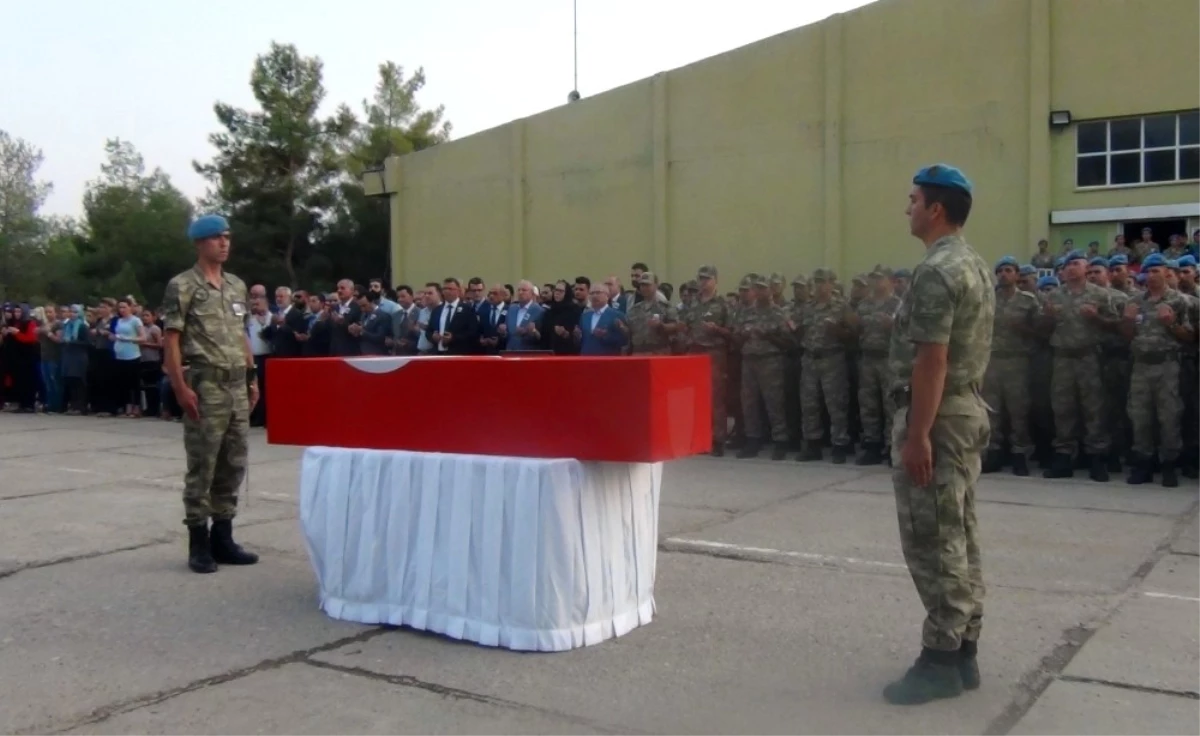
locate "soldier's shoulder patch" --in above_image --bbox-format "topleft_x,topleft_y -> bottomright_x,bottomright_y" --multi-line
192,286 -> 210,303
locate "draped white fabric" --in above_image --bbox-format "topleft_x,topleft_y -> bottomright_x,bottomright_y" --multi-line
299,447 -> 663,652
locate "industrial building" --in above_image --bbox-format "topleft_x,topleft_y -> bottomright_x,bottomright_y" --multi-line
365,0 -> 1200,286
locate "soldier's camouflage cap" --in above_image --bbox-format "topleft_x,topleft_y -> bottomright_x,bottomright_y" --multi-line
791,273 -> 809,287
696,265 -> 718,280
769,272 -> 785,286
752,273 -> 770,288
869,265 -> 894,279
738,274 -> 756,290
681,279 -> 699,292
852,273 -> 868,286
811,267 -> 836,282
636,272 -> 657,285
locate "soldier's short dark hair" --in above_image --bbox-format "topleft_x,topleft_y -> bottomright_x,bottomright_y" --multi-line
574,276 -> 591,287
918,184 -> 972,227
631,262 -> 649,272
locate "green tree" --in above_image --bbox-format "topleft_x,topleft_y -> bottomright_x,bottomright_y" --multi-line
195,42 -> 355,288
0,130 -> 53,301
79,138 -> 194,304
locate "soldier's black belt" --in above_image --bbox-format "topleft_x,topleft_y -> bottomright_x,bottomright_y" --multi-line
187,364 -> 248,384
989,350 -> 1030,359
860,349 -> 888,359
1053,347 -> 1096,359
1132,351 -> 1179,365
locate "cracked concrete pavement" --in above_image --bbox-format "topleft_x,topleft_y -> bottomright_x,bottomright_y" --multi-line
0,412 -> 1197,735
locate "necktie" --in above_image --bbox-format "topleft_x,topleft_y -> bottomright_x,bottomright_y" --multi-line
492,306 -> 498,326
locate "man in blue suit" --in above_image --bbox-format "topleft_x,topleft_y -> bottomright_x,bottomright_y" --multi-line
578,284 -> 628,355
502,280 -> 545,351
477,283 -> 508,354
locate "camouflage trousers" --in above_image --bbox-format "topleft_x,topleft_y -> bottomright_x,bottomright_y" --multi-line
801,352 -> 850,445
891,404 -> 988,651
1128,358 -> 1182,462
741,353 -> 788,443
857,353 -> 894,446
1101,350 -> 1132,457
983,354 -> 1033,456
693,348 -> 729,443
1051,352 -> 1108,456
182,373 -> 250,526
1182,356 -> 1199,450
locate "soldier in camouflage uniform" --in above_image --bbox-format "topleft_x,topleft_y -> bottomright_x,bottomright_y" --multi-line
981,257 -> 1041,476
848,266 -> 900,465
162,215 -> 261,574
784,276 -> 810,449
1040,250 -> 1118,482
885,164 -> 993,706
735,274 -> 792,460
1176,255 -> 1200,478
684,266 -> 733,456
1087,257 -> 1133,472
1028,273 -> 1057,466
725,277 -> 756,449
798,268 -> 854,463
1121,254 -> 1194,487
626,272 -> 680,355
1017,264 -> 1038,294
769,272 -> 787,307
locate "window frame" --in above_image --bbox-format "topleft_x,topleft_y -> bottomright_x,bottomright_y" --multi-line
1074,110 -> 1200,190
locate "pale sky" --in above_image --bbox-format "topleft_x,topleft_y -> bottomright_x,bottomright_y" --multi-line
3,0 -> 875,217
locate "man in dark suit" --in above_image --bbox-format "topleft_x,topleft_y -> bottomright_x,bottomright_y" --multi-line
426,277 -> 480,355
329,279 -> 362,356
264,287 -> 309,358
353,292 -> 394,355
578,284 -> 629,356
477,283 -> 508,354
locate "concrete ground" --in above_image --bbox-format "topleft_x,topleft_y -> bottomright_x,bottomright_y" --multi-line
0,412 -> 1197,735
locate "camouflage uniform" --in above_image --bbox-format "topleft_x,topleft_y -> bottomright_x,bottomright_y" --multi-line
1100,285 -> 1133,463
162,265 -> 252,527
684,268 -> 731,447
1178,290 -> 1200,476
1126,289 -> 1190,467
784,277 -> 809,449
800,272 -> 851,452
889,233 -> 994,656
1133,240 -> 1160,264
1043,280 -> 1115,468
855,289 -> 901,453
626,297 -> 678,356
737,279 -> 791,449
983,287 -> 1041,461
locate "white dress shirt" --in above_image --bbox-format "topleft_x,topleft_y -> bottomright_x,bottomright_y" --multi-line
438,299 -> 460,351
590,305 -> 608,333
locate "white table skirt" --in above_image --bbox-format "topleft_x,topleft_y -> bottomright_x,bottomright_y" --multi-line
299,447 -> 663,652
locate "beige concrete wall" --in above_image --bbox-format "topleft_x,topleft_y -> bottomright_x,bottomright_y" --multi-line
384,0 -> 1199,287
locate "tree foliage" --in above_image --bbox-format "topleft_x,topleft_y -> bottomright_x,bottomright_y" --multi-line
0,131 -> 53,302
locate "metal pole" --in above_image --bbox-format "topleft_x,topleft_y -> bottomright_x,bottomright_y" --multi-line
573,0 -> 578,92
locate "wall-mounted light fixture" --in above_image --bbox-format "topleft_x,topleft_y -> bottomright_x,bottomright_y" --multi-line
1049,110 -> 1072,127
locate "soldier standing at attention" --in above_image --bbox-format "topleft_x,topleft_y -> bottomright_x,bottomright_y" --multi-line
1040,250 -> 1117,481
884,164 -> 993,705
1176,254 -> 1200,478
626,272 -> 680,355
683,266 -> 732,456
735,274 -> 792,460
1121,254 -> 1193,487
1089,257 -> 1132,472
848,266 -> 900,465
981,257 -> 1041,476
784,275 -> 810,451
797,268 -> 854,463
162,214 -> 261,574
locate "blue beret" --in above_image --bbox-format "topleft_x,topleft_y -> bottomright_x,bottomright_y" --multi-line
1178,255 -> 1197,268
1054,256 -> 1067,268
1063,249 -> 1088,264
1019,264 -> 1037,276
893,268 -> 912,278
1089,257 -> 1109,268
1167,259 -> 1180,271
187,214 -> 230,241
1037,276 -> 1059,289
1141,253 -> 1167,269
1108,254 -> 1129,266
912,164 -> 973,196
995,256 -> 1019,271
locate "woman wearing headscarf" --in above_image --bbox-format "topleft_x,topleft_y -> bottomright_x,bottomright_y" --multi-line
2,304 -> 40,412
60,304 -> 91,414
539,280 -> 583,355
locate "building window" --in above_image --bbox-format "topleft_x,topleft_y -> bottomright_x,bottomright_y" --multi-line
1076,110 -> 1200,188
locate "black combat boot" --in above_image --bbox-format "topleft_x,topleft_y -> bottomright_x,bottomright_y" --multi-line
1010,454 -> 1030,477
209,519 -> 259,565
798,441 -> 823,462
1161,460 -> 1180,488
1042,453 -> 1074,479
830,444 -> 850,465
1125,454 -> 1153,485
981,449 -> 1004,474
1106,451 -> 1123,474
1075,452 -> 1091,470
882,647 -> 965,705
770,443 -> 789,461
855,442 -> 883,466
736,440 -> 761,459
710,440 -> 725,458
1089,454 -> 1110,483
959,640 -> 980,691
187,523 -> 218,574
